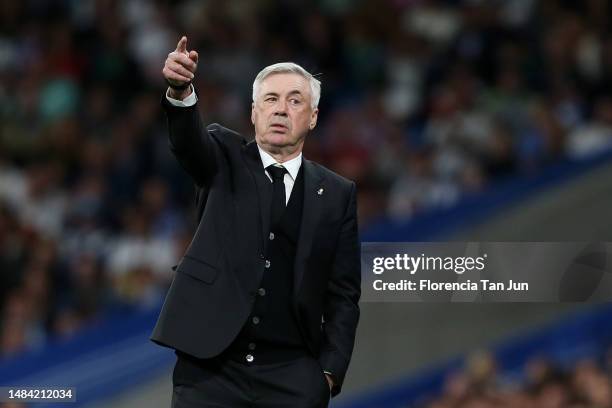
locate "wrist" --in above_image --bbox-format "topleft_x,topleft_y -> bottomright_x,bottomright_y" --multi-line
167,84 -> 192,101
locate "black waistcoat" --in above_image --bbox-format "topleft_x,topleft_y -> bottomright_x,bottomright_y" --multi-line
223,165 -> 307,364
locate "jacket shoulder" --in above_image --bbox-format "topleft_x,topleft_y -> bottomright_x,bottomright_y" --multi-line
206,123 -> 247,147
310,161 -> 356,191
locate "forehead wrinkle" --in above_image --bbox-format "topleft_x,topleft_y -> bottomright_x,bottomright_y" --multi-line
261,74 -> 309,91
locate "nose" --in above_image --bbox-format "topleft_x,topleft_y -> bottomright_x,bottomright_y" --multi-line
273,99 -> 288,116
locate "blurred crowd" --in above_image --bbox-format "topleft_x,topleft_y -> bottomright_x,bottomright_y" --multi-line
2,0 -> 612,358
425,351 -> 612,408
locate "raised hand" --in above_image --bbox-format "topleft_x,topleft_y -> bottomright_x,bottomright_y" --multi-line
163,36 -> 199,99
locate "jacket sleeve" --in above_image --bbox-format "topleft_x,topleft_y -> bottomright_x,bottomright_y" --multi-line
161,91 -> 218,188
319,181 -> 361,397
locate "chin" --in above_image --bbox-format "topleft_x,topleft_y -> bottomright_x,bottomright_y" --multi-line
266,133 -> 291,145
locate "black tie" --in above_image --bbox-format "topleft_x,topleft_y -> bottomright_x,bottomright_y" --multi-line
266,165 -> 287,228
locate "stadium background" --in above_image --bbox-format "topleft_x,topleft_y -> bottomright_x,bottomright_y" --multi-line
2,0 -> 612,407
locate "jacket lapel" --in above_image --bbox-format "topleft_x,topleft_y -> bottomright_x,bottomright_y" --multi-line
242,140 -> 273,254
294,158 -> 325,294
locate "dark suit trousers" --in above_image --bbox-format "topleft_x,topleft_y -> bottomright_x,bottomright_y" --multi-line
171,352 -> 331,408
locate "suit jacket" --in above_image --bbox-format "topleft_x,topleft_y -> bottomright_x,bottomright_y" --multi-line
151,94 -> 361,396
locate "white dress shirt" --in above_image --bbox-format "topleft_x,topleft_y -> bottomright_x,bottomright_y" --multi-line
257,146 -> 302,205
166,85 -> 198,107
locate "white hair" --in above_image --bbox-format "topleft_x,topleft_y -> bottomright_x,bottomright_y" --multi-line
252,62 -> 321,109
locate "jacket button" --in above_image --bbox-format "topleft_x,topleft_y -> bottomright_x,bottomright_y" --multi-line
265,260 -> 271,268
252,316 -> 260,325
245,354 -> 254,363
259,253 -> 265,259
248,342 -> 256,350
258,288 -> 266,296
269,232 -> 275,240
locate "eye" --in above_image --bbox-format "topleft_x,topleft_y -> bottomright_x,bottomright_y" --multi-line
289,98 -> 302,105
265,96 -> 277,103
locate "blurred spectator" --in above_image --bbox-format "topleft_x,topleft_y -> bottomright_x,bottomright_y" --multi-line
567,97 -> 612,158
426,353 -> 612,408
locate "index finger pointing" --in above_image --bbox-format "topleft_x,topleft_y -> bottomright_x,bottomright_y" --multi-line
176,36 -> 187,53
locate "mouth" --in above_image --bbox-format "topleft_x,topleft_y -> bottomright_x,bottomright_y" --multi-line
270,124 -> 289,133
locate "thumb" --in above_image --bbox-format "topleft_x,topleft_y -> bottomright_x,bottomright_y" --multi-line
176,36 -> 187,53
189,50 -> 199,64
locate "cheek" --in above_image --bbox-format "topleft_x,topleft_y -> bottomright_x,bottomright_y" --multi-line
293,115 -> 310,129
253,114 -> 265,129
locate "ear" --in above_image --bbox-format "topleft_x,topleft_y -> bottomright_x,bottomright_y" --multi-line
309,108 -> 319,130
251,102 -> 256,125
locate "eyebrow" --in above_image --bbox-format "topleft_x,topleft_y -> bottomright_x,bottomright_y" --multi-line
263,90 -> 304,98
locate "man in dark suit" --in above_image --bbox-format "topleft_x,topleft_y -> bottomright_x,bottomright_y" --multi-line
151,36 -> 361,408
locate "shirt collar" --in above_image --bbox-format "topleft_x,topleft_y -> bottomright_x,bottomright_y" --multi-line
257,144 -> 302,181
